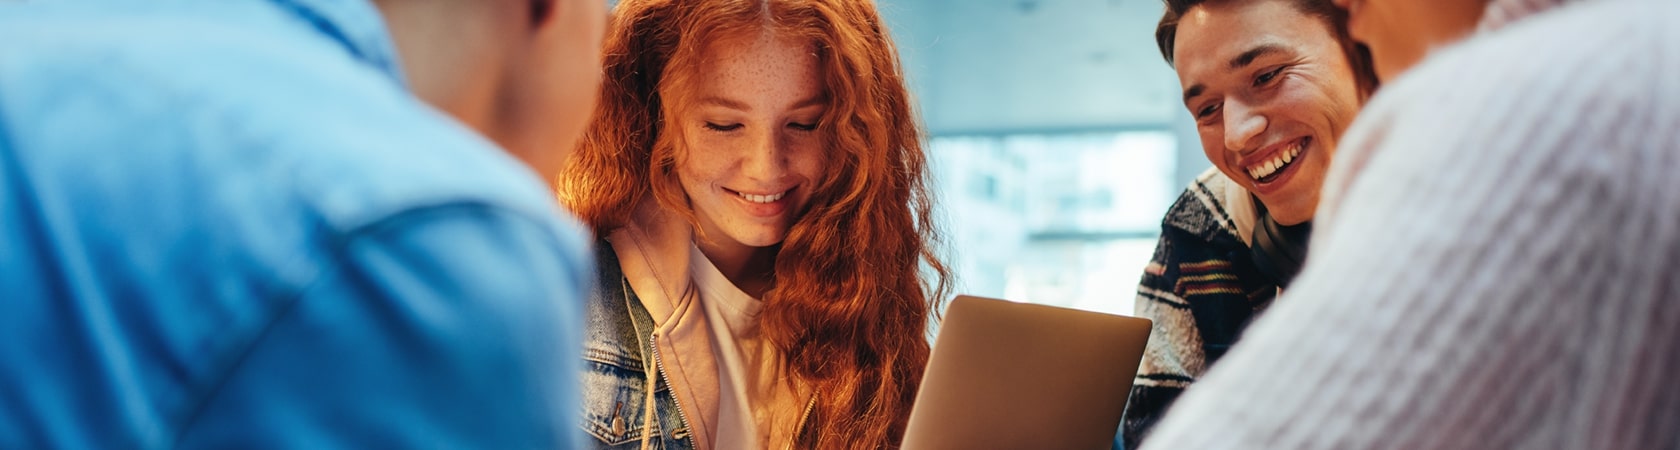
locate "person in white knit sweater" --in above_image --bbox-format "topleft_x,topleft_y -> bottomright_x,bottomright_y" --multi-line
1140,0 -> 1680,448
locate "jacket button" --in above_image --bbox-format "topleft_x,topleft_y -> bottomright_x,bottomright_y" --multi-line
611,401 -> 627,436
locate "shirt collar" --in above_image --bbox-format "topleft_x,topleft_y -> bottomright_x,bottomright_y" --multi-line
267,0 -> 407,87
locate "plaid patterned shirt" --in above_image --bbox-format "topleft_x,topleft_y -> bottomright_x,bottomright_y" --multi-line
1119,169 -> 1281,449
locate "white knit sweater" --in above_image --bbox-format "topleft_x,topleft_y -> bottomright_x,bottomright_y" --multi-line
1138,0 -> 1680,448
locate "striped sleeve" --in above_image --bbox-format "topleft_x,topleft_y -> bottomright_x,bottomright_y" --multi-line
1119,227 -> 1204,449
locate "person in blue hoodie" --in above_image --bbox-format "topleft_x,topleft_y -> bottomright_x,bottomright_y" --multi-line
0,0 -> 604,447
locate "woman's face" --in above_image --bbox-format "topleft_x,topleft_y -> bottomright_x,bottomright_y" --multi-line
673,31 -> 828,265
1331,0 -> 1487,80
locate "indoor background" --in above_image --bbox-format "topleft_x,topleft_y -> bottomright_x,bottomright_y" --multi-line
881,0 -> 1200,316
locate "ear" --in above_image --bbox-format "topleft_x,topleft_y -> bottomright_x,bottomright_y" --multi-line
530,0 -> 555,28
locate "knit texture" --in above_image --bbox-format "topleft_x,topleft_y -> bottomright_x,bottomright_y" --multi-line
1139,0 -> 1680,448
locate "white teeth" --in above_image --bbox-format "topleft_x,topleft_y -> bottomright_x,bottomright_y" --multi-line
739,191 -> 787,203
1246,140 -> 1306,182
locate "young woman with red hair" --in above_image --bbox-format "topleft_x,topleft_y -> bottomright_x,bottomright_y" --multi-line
559,0 -> 948,448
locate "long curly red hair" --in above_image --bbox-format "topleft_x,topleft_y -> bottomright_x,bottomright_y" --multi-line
557,0 -> 950,447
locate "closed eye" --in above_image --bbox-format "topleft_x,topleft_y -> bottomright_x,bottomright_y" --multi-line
1254,66 -> 1286,87
788,122 -> 818,131
704,122 -> 743,132
1196,102 -> 1222,121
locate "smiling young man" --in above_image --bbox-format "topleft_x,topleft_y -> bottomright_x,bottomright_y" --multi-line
1117,0 -> 1376,447
1137,0 -> 1680,447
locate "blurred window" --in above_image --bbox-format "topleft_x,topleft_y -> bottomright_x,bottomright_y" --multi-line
930,131 -> 1176,316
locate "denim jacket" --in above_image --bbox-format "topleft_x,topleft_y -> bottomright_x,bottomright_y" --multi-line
580,200 -> 818,449
581,241 -> 697,449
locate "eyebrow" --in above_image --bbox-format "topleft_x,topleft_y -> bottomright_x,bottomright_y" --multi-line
694,95 -> 829,112
696,96 -> 750,111
1229,43 -> 1289,70
1181,43 -> 1292,105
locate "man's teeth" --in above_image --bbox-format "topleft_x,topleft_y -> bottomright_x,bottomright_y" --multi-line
1247,141 -> 1304,181
739,191 -> 787,203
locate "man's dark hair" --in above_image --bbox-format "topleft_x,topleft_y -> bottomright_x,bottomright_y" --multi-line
1156,0 -> 1379,97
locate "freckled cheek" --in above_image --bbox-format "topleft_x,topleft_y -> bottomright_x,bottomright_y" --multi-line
678,133 -> 745,179
676,143 -> 734,191
674,165 -> 707,201
787,141 -> 830,185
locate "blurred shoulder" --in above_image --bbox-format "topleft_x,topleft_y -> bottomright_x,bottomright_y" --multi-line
1320,0 -> 1678,223
1335,0 -> 1672,171
0,2 -> 569,234
1364,0 -> 1673,124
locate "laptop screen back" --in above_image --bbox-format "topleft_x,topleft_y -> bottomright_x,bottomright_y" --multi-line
902,295 -> 1151,450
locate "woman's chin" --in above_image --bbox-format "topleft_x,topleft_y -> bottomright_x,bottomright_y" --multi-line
716,227 -> 789,249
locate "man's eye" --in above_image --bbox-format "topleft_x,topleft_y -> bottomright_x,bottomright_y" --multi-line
1255,67 -> 1285,86
704,122 -> 743,132
1196,103 -> 1221,119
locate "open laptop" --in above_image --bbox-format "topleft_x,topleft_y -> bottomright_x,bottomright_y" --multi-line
901,295 -> 1151,450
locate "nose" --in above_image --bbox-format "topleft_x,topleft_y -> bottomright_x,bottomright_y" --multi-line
1222,99 -> 1268,154
740,128 -> 789,181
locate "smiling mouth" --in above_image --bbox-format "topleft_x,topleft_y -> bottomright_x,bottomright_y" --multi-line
1245,137 -> 1309,184
729,188 -> 790,204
